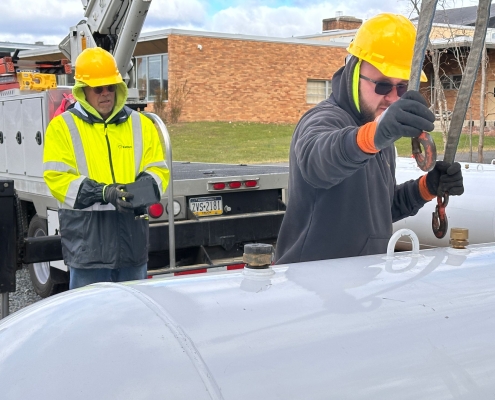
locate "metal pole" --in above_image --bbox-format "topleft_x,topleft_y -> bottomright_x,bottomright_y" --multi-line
142,112 -> 176,269
1,293 -> 8,319
478,44 -> 487,163
113,0 -> 153,83
469,106 -> 473,163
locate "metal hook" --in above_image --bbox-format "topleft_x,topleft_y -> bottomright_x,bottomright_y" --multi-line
432,192 -> 449,239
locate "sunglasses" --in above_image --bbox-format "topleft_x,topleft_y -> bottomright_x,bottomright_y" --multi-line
91,84 -> 116,94
359,74 -> 408,97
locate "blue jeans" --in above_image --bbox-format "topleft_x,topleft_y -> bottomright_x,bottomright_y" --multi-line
69,264 -> 148,290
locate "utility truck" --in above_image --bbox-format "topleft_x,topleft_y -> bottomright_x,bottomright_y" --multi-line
0,0 -> 288,298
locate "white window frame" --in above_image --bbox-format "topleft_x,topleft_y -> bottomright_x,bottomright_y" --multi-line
134,53 -> 168,102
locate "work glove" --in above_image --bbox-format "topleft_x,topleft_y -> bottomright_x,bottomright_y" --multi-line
103,184 -> 134,213
425,161 -> 464,197
374,90 -> 435,150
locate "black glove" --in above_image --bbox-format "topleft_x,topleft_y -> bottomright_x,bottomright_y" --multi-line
374,90 -> 435,150
103,184 -> 134,213
426,161 -> 464,197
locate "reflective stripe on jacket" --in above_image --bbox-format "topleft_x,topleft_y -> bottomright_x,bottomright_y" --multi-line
43,105 -> 170,269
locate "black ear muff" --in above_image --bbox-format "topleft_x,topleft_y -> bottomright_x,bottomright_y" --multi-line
345,54 -> 352,64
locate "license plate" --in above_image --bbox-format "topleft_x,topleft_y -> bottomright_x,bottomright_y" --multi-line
189,196 -> 223,217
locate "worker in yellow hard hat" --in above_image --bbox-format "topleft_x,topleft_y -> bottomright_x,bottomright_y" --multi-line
43,47 -> 170,290
276,13 -> 464,264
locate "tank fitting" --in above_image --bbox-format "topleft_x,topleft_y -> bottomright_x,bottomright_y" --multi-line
243,243 -> 273,269
450,228 -> 469,249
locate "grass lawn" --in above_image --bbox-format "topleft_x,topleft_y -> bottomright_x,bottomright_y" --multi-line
168,121 -> 495,163
168,122 -> 294,163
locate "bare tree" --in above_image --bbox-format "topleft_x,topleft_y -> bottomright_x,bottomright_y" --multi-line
478,44 -> 487,162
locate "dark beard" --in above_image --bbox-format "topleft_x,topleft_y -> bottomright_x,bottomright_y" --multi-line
359,93 -> 376,124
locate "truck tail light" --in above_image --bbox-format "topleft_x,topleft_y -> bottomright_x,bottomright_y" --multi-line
244,180 -> 258,187
228,181 -> 241,189
148,203 -> 164,219
208,178 -> 259,192
213,182 -> 226,190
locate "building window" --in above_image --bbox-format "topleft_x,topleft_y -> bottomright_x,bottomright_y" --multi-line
148,55 -> 161,100
440,74 -> 462,90
307,80 -> 332,104
135,53 -> 168,102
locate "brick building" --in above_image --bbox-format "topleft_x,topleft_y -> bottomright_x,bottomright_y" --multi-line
15,7 -> 495,127
165,32 -> 349,123
17,23 -> 353,124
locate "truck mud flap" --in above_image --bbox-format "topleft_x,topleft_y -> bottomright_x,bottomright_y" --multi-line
149,211 -> 285,252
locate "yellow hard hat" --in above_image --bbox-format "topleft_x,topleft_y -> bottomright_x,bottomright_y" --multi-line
347,13 -> 427,82
74,47 -> 123,87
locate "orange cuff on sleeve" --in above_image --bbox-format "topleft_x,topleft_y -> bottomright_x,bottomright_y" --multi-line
357,122 -> 379,154
419,175 -> 436,201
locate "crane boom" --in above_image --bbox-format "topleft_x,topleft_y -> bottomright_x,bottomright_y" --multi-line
58,0 -> 152,98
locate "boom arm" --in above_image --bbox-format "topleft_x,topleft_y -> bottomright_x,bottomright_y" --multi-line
59,0 -> 152,89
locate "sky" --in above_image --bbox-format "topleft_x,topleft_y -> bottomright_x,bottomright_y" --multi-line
0,0 -> 480,46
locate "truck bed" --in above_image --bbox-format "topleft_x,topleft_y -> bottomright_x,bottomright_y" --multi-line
171,162 -> 289,180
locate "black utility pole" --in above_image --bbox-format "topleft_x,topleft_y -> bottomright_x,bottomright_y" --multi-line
0,180 -> 16,319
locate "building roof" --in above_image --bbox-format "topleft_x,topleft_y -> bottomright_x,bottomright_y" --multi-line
295,29 -> 357,41
17,28 -> 352,60
413,4 -> 495,26
138,28 -> 351,47
0,41 -> 48,54
428,27 -> 495,49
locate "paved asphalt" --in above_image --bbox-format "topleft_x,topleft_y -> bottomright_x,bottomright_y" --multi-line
438,151 -> 495,164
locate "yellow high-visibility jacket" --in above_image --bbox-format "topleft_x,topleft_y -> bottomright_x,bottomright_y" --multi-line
43,86 -> 169,269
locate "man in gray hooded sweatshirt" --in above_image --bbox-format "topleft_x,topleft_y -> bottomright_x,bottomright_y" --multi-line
275,13 -> 464,264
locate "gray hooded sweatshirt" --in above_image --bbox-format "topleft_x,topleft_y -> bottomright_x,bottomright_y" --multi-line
275,57 -> 428,264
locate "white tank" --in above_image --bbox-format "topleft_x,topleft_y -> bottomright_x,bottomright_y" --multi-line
394,157 -> 495,248
1,234 -> 495,399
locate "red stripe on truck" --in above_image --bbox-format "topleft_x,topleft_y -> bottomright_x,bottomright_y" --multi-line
227,264 -> 245,270
174,268 -> 208,276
